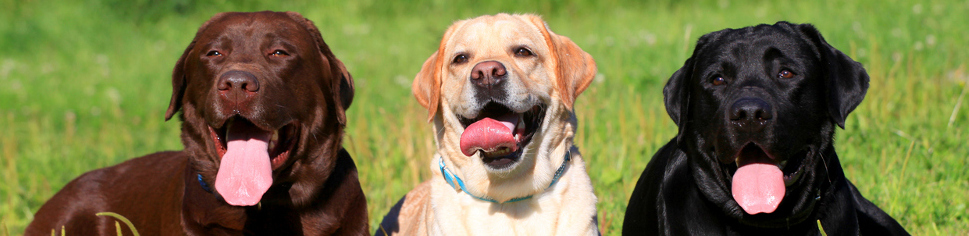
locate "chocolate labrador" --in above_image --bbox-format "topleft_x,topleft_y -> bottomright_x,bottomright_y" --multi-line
623,22 -> 908,235
26,11 -> 368,235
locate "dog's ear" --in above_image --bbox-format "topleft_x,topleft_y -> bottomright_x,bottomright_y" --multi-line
166,13 -> 226,121
413,20 -> 464,122
797,23 -> 869,129
165,39 -> 192,121
524,15 -> 597,110
413,50 -> 443,122
288,12 -> 355,126
666,31 -> 724,142
663,58 -> 692,129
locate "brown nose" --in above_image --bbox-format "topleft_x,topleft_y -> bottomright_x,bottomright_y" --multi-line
217,71 -> 259,103
218,71 -> 259,92
470,61 -> 506,88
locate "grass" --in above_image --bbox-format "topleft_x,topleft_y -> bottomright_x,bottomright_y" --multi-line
1,0 -> 967,235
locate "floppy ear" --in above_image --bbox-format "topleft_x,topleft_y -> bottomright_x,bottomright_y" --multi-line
798,24 -> 869,129
288,12 -> 355,126
413,50 -> 443,122
524,15 -> 597,110
166,13 -> 225,121
664,58 -> 692,129
165,40 -> 192,121
665,31 -> 724,142
412,20 -> 464,122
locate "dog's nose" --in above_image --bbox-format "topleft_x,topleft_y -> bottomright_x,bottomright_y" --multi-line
470,61 -> 506,88
218,71 -> 259,104
729,98 -> 773,131
218,71 -> 260,92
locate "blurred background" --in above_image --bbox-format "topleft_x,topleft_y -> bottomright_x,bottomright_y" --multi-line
1,0 -> 966,235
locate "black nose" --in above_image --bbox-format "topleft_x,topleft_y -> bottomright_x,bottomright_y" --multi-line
729,98 -> 773,131
470,61 -> 506,88
218,71 -> 260,92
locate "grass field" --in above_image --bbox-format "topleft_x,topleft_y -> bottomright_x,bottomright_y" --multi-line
1,0 -> 967,235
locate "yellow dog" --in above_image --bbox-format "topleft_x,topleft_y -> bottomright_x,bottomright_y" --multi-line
377,13 -> 600,236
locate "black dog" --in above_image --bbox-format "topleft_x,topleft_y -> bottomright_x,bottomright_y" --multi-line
623,22 -> 908,235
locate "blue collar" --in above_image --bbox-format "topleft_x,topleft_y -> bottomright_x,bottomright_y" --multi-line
439,151 -> 572,204
198,173 -> 213,193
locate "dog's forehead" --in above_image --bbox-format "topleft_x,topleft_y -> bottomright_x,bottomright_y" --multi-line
696,28 -> 815,68
445,16 -> 548,55
199,13 -> 308,45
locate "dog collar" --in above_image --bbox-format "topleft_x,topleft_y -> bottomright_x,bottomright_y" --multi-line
197,173 -> 213,193
439,151 -> 572,204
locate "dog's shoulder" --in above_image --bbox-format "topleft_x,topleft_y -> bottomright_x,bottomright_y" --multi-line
846,181 -> 909,235
624,139 -> 705,235
314,148 -> 369,235
376,180 -> 433,236
629,138 -> 692,201
41,150 -> 187,203
823,179 -> 909,235
26,151 -> 188,235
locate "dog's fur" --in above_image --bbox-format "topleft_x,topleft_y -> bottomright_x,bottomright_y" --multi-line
623,22 -> 908,235
25,11 -> 368,235
376,13 -> 600,235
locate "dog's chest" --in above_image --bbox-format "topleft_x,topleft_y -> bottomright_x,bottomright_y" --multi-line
433,199 -> 564,235
428,176 -> 597,236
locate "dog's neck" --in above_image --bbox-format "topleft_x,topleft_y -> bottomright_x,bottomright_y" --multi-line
438,150 -> 572,203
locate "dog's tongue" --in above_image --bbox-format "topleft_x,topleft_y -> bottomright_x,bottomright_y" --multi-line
731,149 -> 785,215
215,120 -> 273,206
460,114 -> 519,156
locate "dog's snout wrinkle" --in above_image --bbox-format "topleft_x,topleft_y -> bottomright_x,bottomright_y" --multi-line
729,98 -> 773,132
470,61 -> 506,88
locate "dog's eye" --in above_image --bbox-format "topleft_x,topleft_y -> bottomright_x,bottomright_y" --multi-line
270,50 -> 289,57
453,54 -> 468,64
778,70 -> 796,79
206,50 -> 222,57
711,76 -> 726,86
514,47 -> 533,57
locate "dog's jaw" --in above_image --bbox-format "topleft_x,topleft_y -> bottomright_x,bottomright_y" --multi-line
434,97 -> 577,202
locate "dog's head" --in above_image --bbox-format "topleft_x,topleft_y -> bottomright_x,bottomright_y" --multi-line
664,22 -> 868,224
166,11 -> 354,207
413,13 -> 596,202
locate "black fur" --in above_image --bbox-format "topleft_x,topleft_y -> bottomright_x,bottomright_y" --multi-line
623,22 -> 907,235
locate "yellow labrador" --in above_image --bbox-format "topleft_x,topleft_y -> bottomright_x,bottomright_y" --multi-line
376,13 -> 599,236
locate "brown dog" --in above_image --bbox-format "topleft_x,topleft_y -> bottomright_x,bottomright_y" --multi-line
25,11 -> 368,235
377,13 -> 600,235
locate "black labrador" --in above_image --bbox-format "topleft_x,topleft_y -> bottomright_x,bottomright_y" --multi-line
623,22 -> 908,235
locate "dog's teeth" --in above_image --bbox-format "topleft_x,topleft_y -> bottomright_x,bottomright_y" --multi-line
269,131 -> 279,152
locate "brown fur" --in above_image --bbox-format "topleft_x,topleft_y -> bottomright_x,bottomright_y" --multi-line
26,11 -> 368,235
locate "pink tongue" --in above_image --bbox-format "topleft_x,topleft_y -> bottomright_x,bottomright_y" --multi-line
215,120 -> 273,206
459,114 -> 519,156
732,163 -> 785,214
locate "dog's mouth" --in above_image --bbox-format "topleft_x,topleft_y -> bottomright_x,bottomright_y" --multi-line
208,116 -> 298,206
726,143 -> 808,215
210,117 -> 298,169
457,102 -> 545,169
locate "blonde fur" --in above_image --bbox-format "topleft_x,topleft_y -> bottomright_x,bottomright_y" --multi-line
396,13 -> 599,235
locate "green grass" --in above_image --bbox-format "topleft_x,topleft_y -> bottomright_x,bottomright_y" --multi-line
1,0 -> 967,235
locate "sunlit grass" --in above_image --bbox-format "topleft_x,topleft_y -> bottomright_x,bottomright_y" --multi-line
1,0 -> 967,235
